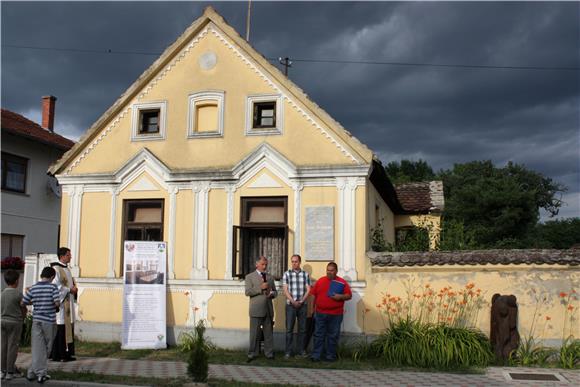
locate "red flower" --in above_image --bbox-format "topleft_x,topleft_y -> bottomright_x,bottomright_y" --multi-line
560,292 -> 568,298
1,256 -> 24,270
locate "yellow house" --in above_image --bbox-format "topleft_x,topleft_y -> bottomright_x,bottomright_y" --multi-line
48,7 -> 442,345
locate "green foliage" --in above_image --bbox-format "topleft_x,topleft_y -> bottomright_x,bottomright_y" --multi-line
509,337 -> 556,367
438,219 -> 479,250
370,221 -> 388,252
395,226 -> 430,252
527,218 -> 580,249
20,314 -> 32,346
558,338 -> 580,369
179,320 -> 213,382
371,319 -> 493,370
385,159 -> 435,185
438,160 -> 566,247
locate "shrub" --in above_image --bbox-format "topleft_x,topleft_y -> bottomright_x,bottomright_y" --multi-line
509,337 -> 556,367
371,319 -> 493,369
559,338 -> 580,369
178,320 -> 213,382
20,314 -> 33,346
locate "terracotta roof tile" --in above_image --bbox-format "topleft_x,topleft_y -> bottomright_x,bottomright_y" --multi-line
368,249 -> 580,267
1,108 -> 75,151
395,181 -> 445,213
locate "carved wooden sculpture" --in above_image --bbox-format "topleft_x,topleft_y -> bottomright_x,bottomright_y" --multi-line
490,294 -> 520,363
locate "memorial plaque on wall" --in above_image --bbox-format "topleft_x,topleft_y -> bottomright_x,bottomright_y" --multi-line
305,206 -> 334,261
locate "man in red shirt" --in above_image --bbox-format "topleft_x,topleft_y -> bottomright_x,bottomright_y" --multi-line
309,262 -> 352,362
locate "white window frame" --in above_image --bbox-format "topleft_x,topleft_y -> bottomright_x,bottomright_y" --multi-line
245,94 -> 284,136
187,91 -> 225,138
131,101 -> 167,142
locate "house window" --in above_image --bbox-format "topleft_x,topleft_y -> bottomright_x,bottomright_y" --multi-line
245,94 -> 283,136
187,91 -> 224,138
131,101 -> 167,141
232,197 -> 288,280
139,109 -> 160,134
1,152 -> 28,193
253,102 -> 276,128
1,234 -> 24,259
123,200 -> 164,242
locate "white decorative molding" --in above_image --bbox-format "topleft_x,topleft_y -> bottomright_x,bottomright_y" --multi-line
127,175 -> 158,191
167,185 -> 179,280
130,101 -> 167,142
336,177 -> 358,281
187,90 -> 225,138
343,289 -> 364,333
67,185 -> 83,277
248,173 -> 282,189
66,108 -> 130,175
233,143 -> 296,189
185,290 -> 214,327
292,182 -> 304,255
224,185 -> 236,280
244,94 -> 284,136
116,149 -> 170,192
191,182 -> 210,279
199,51 -> 217,71
107,188 -> 119,278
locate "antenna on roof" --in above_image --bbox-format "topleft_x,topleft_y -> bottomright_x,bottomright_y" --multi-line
245,0 -> 252,42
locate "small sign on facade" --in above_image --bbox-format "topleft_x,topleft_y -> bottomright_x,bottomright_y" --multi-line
305,206 -> 334,261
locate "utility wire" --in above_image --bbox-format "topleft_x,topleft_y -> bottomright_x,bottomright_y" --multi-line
3,43 -> 578,71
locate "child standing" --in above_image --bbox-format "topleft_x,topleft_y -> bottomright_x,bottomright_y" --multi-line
21,267 -> 60,384
1,270 -> 27,380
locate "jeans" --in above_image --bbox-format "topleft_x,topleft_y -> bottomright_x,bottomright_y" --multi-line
285,303 -> 307,355
311,313 -> 343,361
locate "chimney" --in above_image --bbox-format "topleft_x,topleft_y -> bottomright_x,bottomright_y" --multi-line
42,95 -> 57,132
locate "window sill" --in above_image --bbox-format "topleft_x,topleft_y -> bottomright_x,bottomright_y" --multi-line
1,189 -> 29,197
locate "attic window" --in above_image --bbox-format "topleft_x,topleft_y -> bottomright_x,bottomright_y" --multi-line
245,94 -> 283,136
131,101 -> 167,141
139,110 -> 160,134
253,102 -> 276,128
187,91 -> 224,138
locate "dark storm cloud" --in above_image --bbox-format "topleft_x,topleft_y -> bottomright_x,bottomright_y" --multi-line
1,1 -> 578,218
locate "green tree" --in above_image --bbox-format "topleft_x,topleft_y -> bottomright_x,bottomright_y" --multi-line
385,159 -> 435,184
527,218 -> 580,249
438,161 -> 566,247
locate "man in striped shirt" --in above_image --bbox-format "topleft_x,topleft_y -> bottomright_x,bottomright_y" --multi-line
282,254 -> 311,358
21,267 -> 60,384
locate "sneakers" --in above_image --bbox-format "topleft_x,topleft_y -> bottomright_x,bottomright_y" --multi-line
37,375 -> 51,384
5,373 -> 13,380
299,351 -> 309,358
284,353 -> 291,359
1,371 -> 6,380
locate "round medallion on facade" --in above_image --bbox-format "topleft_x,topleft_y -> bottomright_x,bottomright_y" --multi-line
199,51 -> 217,70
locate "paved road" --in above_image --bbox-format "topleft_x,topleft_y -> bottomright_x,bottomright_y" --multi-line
13,352 -> 580,386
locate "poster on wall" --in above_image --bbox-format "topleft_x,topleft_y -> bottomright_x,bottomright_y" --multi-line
121,241 -> 167,349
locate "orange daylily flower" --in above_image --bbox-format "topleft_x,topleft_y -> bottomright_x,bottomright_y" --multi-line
567,305 -> 574,311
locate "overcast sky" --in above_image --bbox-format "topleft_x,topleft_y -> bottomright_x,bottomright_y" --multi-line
1,1 -> 578,220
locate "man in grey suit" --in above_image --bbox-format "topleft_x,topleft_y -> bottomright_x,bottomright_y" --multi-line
245,256 -> 277,361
